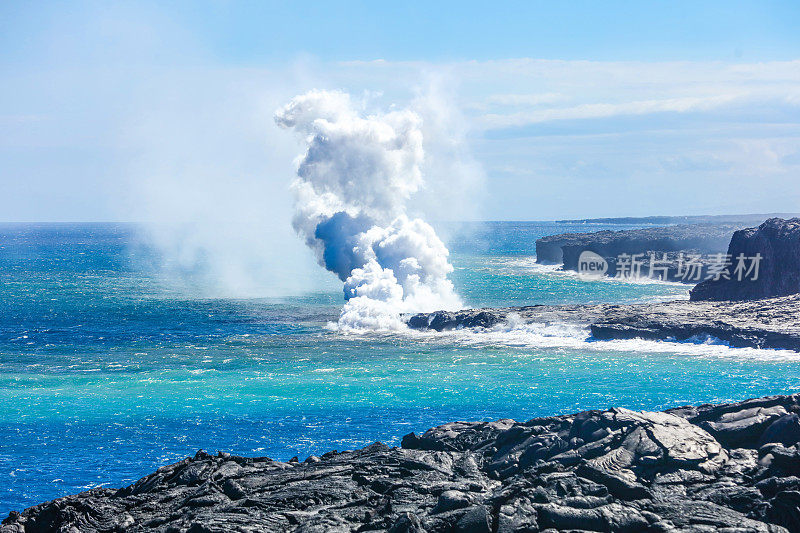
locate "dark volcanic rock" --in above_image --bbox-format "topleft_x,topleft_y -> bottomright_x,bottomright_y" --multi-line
589,295 -> 800,351
691,218 -> 800,302
6,395 -> 800,532
407,294 -> 800,351
535,224 -> 737,274
667,396 -> 800,449
406,310 -> 503,331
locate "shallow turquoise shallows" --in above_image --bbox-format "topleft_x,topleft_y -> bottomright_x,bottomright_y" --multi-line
1,222 -> 798,514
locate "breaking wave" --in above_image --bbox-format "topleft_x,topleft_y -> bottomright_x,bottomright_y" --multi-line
340,314 -> 800,361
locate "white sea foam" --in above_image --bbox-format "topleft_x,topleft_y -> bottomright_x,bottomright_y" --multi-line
452,322 -> 800,360
337,314 -> 800,361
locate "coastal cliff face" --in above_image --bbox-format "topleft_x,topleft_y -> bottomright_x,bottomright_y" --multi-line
535,224 -> 736,271
690,218 -> 800,302
4,395 -> 800,532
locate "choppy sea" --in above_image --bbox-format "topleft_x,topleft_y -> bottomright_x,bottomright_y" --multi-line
2,221 -> 798,514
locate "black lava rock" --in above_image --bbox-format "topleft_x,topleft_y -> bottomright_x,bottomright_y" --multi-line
5,395 -> 800,532
691,218 -> 800,301
407,295 -> 800,351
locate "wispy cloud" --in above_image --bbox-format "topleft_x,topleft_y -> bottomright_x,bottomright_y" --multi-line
4,3 -> 800,224
481,92 -> 566,107
479,94 -> 750,128
338,58 -> 800,134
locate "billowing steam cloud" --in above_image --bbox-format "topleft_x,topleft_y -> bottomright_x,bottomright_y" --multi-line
275,90 -> 462,330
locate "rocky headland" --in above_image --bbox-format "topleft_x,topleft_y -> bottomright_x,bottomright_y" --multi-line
5,394 -> 800,532
535,216 -> 800,296
411,218 -> 800,349
691,218 -> 800,302
535,224 -> 737,275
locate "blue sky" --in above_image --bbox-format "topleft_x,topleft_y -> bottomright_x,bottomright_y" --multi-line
5,1 -> 799,64
2,1 -> 800,222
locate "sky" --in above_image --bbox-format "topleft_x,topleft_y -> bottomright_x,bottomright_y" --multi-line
2,0 -> 800,223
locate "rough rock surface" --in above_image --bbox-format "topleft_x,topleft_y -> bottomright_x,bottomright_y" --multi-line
535,224 -> 738,272
691,218 -> 800,302
6,395 -> 800,532
407,294 -> 800,351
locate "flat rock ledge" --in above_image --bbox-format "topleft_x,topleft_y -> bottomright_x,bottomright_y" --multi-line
407,294 -> 800,352
5,395 -> 800,532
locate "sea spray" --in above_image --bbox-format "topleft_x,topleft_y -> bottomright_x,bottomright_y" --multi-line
275,90 -> 462,330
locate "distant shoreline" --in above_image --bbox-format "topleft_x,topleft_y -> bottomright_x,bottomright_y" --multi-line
555,213 -> 800,225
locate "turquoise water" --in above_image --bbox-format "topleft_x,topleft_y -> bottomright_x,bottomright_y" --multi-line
2,222 -> 799,515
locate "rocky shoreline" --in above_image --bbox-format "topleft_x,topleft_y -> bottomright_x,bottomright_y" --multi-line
5,394 -> 800,532
555,213 -> 799,225
407,294 -> 800,352
410,217 -> 800,351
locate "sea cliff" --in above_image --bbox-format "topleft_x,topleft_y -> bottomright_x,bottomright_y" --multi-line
691,218 -> 800,302
535,224 -> 736,272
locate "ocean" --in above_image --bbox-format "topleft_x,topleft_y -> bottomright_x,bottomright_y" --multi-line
1,222 -> 798,515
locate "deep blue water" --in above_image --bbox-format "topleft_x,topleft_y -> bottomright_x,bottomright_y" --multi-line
1,222 -> 798,515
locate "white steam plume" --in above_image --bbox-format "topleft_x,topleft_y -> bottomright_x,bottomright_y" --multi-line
275,90 -> 462,330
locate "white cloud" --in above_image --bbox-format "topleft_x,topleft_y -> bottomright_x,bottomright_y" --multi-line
479,94 -> 749,128
480,92 -> 566,107
4,7 -> 800,227
335,58 -> 800,136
